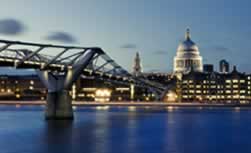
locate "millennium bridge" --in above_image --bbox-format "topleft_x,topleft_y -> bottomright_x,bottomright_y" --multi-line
0,39 -> 172,120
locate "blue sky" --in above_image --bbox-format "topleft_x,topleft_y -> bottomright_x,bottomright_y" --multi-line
0,0 -> 250,73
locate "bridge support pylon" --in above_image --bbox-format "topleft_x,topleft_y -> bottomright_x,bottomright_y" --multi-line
45,90 -> 73,120
37,49 -> 98,120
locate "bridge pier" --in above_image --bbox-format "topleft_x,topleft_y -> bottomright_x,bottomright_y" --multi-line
46,90 -> 73,120
37,49 -> 98,120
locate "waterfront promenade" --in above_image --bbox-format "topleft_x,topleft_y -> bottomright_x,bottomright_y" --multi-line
0,101 -> 249,107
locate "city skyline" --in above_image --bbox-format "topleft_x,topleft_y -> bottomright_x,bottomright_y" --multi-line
0,0 -> 250,73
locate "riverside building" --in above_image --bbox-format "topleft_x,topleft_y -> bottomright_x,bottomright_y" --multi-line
178,66 -> 251,103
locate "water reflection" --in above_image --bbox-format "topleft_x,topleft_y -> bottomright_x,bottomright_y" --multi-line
43,120 -> 74,153
0,106 -> 251,153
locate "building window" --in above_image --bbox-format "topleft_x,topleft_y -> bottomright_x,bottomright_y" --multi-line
240,80 -> 245,83
233,85 -> 238,88
211,85 -> 216,88
233,90 -> 239,93
240,90 -> 245,93
196,85 -> 201,88
189,90 -> 194,93
232,79 -> 238,83
226,90 -> 231,93
196,90 -> 201,93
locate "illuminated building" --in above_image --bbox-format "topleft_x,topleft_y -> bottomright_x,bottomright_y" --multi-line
179,66 -> 251,103
173,28 -> 203,75
0,75 -> 46,100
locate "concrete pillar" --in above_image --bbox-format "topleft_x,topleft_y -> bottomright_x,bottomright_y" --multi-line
37,49 -> 98,120
45,90 -> 73,120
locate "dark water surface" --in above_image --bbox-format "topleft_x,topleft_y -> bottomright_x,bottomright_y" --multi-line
0,105 -> 251,153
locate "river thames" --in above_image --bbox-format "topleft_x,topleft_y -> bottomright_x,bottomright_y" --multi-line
0,105 -> 251,153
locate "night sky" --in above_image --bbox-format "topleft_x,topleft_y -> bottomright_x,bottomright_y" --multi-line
0,0 -> 250,73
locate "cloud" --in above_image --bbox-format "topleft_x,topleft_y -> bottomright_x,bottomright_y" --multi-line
0,19 -> 26,35
45,32 -> 77,43
120,43 -> 137,49
212,46 -> 231,52
153,50 -> 168,55
203,45 -> 231,53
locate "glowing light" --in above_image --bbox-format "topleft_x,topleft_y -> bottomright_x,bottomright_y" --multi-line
96,106 -> 109,110
72,106 -> 77,110
167,106 -> 174,112
16,94 -> 20,99
234,107 -> 240,112
130,84 -> 135,100
30,80 -> 34,85
128,106 -> 136,111
95,89 -> 111,102
165,91 -> 177,102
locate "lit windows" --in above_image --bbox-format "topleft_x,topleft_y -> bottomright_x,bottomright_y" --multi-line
196,90 -> 201,93
233,85 -> 238,88
232,79 -> 238,83
233,90 -> 239,93
182,95 -> 188,98
211,81 -> 216,84
240,90 -> 245,93
240,96 -> 246,99
189,90 -> 194,93
226,90 -> 231,93
240,80 -> 245,83
211,85 -> 216,88
233,95 -> 239,99
196,85 -> 201,88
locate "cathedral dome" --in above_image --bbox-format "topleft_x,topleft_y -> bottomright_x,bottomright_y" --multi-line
173,28 -> 203,74
177,29 -> 199,53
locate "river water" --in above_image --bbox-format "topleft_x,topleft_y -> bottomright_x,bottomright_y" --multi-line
0,105 -> 251,153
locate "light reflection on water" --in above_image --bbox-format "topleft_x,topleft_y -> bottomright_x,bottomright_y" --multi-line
0,106 -> 250,153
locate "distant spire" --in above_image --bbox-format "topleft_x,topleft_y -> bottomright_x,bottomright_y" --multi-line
185,28 -> 191,40
132,52 -> 142,77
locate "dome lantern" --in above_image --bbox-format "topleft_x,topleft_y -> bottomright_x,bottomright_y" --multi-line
185,28 -> 191,40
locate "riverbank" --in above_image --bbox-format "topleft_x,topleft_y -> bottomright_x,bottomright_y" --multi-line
0,101 -> 250,107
